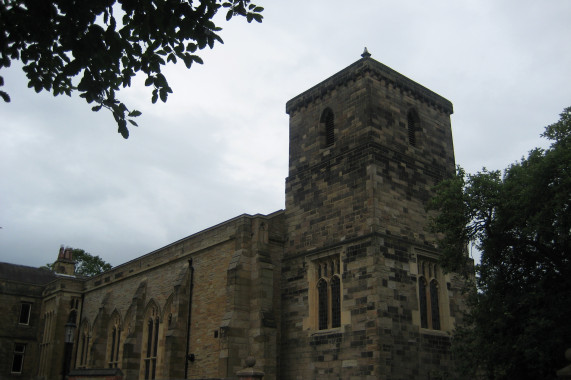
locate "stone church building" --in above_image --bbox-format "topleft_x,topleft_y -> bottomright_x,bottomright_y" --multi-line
1,51 -> 468,380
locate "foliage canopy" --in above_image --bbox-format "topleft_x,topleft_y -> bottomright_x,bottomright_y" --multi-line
0,0 -> 263,138
428,106 -> 571,379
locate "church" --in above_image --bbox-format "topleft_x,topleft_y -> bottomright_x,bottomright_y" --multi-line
0,50 -> 469,380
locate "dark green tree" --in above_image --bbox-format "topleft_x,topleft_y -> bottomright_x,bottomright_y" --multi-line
0,0 -> 263,138
45,247 -> 112,276
428,107 -> 571,380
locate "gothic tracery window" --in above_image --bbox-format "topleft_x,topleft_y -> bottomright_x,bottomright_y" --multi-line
417,257 -> 442,330
107,314 -> 121,368
314,255 -> 342,330
78,321 -> 91,368
142,305 -> 160,380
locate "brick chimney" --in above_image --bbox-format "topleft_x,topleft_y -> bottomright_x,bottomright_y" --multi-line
54,245 -> 76,275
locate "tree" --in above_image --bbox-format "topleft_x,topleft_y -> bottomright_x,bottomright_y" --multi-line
428,107 -> 571,380
46,247 -> 112,276
0,0 -> 263,138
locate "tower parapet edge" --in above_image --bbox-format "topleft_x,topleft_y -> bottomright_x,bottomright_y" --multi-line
286,55 -> 453,116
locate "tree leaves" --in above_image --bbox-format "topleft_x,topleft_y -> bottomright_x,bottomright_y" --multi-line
429,107 -> 571,379
0,0 -> 264,138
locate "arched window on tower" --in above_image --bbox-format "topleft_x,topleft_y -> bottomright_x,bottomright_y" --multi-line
321,108 -> 335,147
314,255 -> 343,330
417,258 -> 443,331
407,109 -> 419,147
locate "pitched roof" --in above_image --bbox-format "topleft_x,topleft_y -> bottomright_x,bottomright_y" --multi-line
286,53 -> 453,115
0,262 -> 56,285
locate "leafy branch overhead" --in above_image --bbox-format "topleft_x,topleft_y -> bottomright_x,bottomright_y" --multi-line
0,0 -> 263,138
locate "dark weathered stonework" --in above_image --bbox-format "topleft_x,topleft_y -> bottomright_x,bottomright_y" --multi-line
280,54 -> 466,380
0,53 -> 468,380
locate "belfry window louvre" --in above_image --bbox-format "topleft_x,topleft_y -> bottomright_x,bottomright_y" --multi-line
321,108 -> 335,147
407,109 -> 419,147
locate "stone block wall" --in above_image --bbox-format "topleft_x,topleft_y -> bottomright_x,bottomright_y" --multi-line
0,278 -> 46,380
280,56 -> 466,379
71,211 -> 284,380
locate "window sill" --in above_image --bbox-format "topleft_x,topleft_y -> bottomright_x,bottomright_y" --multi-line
419,328 -> 451,337
309,326 -> 344,337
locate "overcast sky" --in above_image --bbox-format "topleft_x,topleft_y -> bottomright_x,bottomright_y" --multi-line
1,0 -> 570,268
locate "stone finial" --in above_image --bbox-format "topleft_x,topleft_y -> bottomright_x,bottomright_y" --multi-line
237,356 -> 264,380
361,47 -> 371,58
245,356 -> 256,368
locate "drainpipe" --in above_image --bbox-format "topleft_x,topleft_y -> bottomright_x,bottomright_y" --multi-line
184,258 -> 195,379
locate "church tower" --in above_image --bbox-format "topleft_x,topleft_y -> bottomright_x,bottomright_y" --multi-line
280,50 -> 466,379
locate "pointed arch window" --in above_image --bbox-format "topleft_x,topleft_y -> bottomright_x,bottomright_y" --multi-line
417,257 -> 442,330
143,316 -> 160,379
321,108 -> 335,147
78,322 -> 91,368
108,326 -> 121,368
107,313 -> 122,368
314,255 -> 342,330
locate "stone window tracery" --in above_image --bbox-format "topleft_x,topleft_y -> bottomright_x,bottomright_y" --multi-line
417,257 -> 442,330
107,313 -> 122,368
77,321 -> 91,368
142,305 -> 160,380
38,307 -> 55,377
312,255 -> 342,330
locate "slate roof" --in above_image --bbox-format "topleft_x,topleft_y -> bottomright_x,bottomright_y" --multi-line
0,262 -> 56,285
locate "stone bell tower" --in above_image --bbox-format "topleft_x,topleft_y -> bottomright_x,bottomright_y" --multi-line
280,49 -> 466,379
